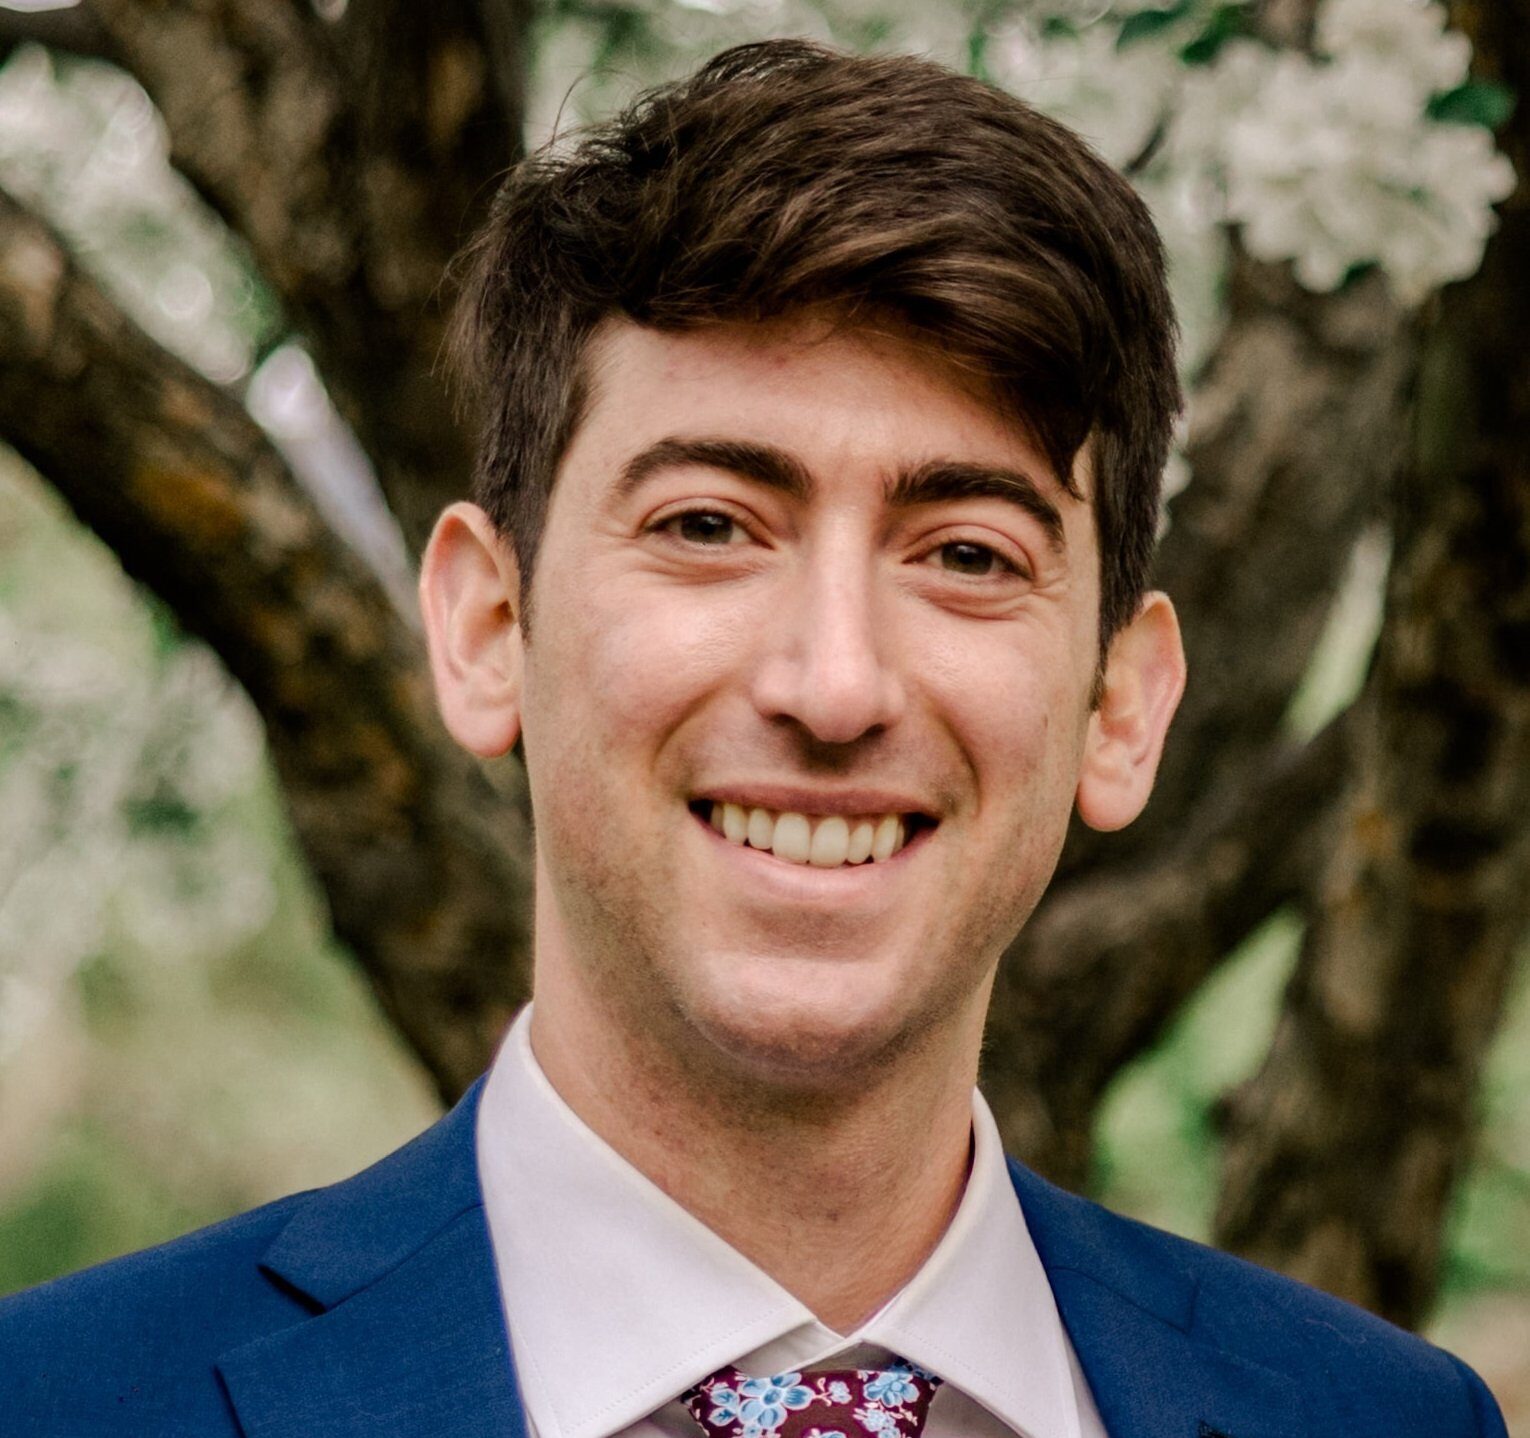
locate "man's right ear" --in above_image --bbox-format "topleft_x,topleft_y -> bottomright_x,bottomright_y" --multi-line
418,501 -> 524,759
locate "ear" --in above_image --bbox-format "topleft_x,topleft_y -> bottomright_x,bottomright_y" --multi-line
1075,591 -> 1186,832
418,501 -> 525,759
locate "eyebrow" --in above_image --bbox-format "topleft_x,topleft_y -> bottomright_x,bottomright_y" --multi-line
887,460 -> 1066,554
617,437 -> 813,503
616,435 -> 1067,553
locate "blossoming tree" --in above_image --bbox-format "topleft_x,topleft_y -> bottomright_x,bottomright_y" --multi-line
0,0 -> 1522,1332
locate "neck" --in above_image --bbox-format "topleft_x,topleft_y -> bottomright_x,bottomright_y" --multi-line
528,970 -> 984,1334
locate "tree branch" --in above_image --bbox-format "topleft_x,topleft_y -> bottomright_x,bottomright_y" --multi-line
986,247 -> 1418,1184
80,0 -> 530,556
475,0 -> 537,140
1253,0 -> 1321,49
0,186 -> 533,1100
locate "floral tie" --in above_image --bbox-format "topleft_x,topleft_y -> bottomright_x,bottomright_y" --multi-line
680,1358 -> 944,1438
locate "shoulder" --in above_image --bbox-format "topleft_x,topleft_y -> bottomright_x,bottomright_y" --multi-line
1162,1218 -> 1490,1423
1007,1159 -> 1506,1438
0,1190 -> 318,1435
0,1081 -> 485,1437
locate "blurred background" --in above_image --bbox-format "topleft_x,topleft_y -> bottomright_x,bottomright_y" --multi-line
0,0 -> 1526,1427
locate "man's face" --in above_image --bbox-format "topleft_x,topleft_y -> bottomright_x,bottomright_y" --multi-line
507,314 -> 1107,1086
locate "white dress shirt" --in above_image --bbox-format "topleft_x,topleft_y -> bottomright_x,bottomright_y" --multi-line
476,1008 -> 1108,1438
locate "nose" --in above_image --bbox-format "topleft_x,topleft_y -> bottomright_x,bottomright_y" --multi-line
748,545 -> 907,745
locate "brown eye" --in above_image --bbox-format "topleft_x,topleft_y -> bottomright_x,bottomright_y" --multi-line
939,541 -> 1002,576
672,511 -> 738,545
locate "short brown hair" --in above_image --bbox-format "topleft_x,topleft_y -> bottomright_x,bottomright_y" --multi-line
451,38 -> 1180,652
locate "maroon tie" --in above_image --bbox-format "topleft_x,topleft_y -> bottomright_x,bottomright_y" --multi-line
680,1359 -> 943,1438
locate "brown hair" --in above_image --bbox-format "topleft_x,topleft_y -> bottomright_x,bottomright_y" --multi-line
451,38 -> 1180,654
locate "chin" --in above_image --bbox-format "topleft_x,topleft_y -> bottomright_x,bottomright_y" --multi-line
674,955 -> 926,1090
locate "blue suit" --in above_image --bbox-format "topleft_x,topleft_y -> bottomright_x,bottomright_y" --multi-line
0,1076 -> 1506,1438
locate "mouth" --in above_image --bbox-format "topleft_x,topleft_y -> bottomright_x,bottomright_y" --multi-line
686,798 -> 938,870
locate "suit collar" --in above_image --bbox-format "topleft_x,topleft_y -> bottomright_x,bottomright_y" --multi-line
1008,1158 -> 1304,1438
254,1074 -> 488,1309
217,1076 -> 528,1438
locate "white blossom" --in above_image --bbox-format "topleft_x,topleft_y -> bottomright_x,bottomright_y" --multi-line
1317,0 -> 1471,100
988,19 -> 1180,170
1154,1 -> 1516,306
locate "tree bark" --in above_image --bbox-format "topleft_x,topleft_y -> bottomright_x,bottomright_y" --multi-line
1212,0 -> 1530,1325
982,0 -> 1433,1194
0,6 -> 112,65
0,189 -> 532,1101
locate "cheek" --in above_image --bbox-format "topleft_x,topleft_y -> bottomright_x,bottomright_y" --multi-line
522,570 -> 751,801
919,617 -> 1082,798
938,653 -> 1083,943
580,581 -> 748,733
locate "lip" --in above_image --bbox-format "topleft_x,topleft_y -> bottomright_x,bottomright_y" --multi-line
690,783 -> 937,819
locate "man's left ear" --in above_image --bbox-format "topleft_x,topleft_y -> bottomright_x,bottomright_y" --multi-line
1075,591 -> 1187,832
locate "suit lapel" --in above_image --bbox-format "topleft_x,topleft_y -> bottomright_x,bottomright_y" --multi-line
212,1059 -> 1306,1438
217,1076 -> 528,1438
1008,1159 -> 1304,1438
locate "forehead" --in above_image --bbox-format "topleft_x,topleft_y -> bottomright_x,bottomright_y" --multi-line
566,315 -> 1094,512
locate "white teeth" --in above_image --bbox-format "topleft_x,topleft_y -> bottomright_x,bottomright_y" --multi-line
870,814 -> 901,863
771,812 -> 812,863
703,803 -> 920,868
722,802 -> 748,844
809,816 -> 850,868
746,806 -> 774,849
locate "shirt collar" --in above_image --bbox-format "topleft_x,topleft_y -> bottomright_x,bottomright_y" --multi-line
476,1007 -> 1081,1438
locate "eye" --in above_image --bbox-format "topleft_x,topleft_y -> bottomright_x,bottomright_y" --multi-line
656,508 -> 746,546
928,539 -> 1025,580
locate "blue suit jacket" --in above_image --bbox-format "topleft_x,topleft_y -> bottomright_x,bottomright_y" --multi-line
0,1076 -> 1507,1438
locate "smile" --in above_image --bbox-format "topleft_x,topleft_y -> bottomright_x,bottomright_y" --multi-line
687,800 -> 935,869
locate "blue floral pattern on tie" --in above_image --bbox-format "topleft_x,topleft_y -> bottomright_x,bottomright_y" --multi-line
681,1360 -> 943,1438
739,1373 -> 816,1428
707,1385 -> 745,1426
862,1366 -> 920,1408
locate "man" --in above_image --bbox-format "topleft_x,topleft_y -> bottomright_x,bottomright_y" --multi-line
0,38 -> 1507,1438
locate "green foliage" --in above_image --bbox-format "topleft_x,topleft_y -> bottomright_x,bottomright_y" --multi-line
1178,3 -> 1252,65
1444,961 -> 1530,1297
1116,4 -> 1191,51
967,25 -> 990,79
0,1124 -> 201,1297
1114,0 -> 1251,64
1427,80 -> 1517,131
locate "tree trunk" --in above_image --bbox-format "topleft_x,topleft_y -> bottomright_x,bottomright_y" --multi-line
1212,0 -> 1530,1325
